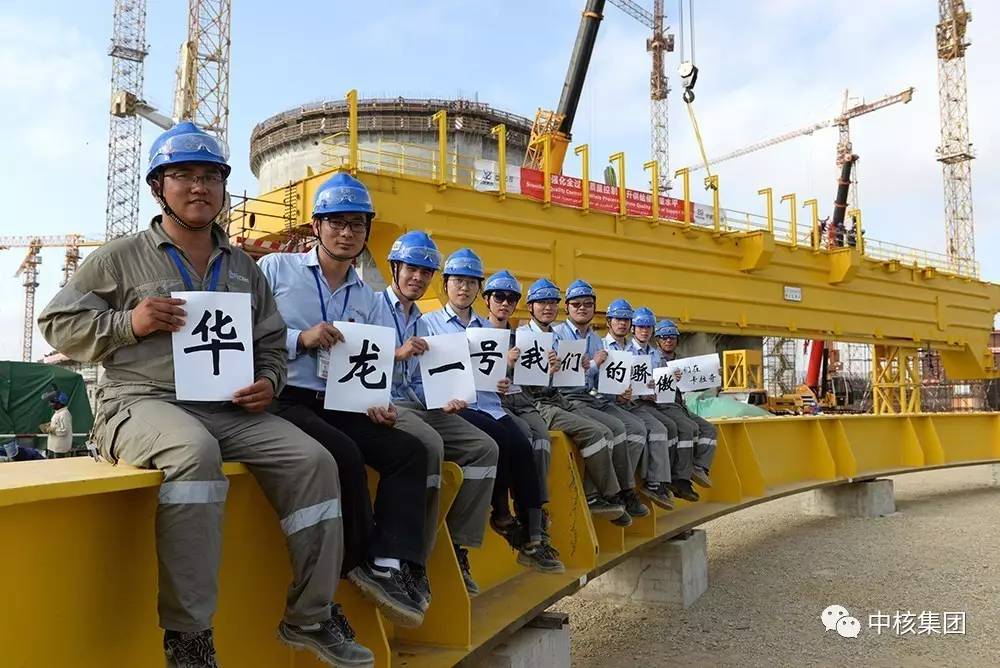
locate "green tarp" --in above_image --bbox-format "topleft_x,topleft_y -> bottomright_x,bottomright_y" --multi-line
0,362 -> 94,447
685,390 -> 773,419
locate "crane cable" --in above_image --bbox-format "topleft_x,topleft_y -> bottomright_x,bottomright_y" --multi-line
678,0 -> 714,182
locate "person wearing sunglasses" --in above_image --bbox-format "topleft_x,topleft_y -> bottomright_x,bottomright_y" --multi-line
516,279 -> 630,524
652,319 -> 717,491
259,172 -> 431,630
39,122 -> 370,667
423,251 -> 563,574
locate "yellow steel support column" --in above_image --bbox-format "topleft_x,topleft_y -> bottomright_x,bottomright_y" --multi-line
610,152 -> 626,217
705,174 -> 720,233
757,187 -> 774,234
575,144 -> 590,213
675,167 -> 691,227
543,135 -> 553,207
346,89 -> 359,174
722,349 -> 763,391
872,345 -> 922,414
781,192 -> 798,248
644,160 -> 660,221
803,198 -> 819,251
848,207 -> 865,255
432,110 -> 447,190
490,124 -> 506,200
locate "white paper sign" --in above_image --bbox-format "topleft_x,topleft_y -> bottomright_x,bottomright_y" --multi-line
513,330 -> 554,387
171,291 -> 254,401
466,328 -> 510,392
323,322 -> 395,413
653,367 -> 680,404
552,339 -> 587,387
419,333 -> 477,409
630,354 -> 654,396
665,353 -> 722,392
598,350 -> 633,395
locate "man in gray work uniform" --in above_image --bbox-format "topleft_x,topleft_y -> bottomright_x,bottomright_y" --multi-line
38,122 -> 372,668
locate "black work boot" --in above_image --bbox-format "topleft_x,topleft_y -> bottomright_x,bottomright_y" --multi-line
641,481 -> 675,510
670,479 -> 700,502
277,605 -> 375,667
517,541 -> 566,573
620,488 -> 650,518
405,562 -> 432,612
454,544 -> 480,596
164,629 -> 219,668
587,495 -> 625,517
347,560 -> 424,627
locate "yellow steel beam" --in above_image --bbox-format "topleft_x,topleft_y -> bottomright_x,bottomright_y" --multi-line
234,168 -> 1000,378
5,413 -> 1000,666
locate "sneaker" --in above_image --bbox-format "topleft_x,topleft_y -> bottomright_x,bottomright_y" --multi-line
491,514 -> 528,550
517,541 -> 566,573
587,495 -> 625,517
164,629 -> 218,668
692,467 -> 713,488
642,481 -> 675,510
405,563 -> 431,612
454,545 -> 480,596
277,605 -> 375,667
610,511 -> 633,527
347,560 -> 424,628
620,489 -> 650,518
670,480 -> 700,503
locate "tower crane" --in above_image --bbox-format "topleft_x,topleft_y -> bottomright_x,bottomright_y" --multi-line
607,0 -> 675,190
687,87 -> 914,176
0,235 -> 104,361
936,0 -> 975,276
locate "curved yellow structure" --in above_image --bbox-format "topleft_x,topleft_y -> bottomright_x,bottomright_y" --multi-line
4,413 -> 999,666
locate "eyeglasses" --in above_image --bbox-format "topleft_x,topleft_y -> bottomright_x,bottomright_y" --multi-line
567,300 -> 595,310
164,171 -> 225,186
490,291 -> 520,305
535,300 -> 560,308
448,276 -> 480,289
318,217 -> 367,235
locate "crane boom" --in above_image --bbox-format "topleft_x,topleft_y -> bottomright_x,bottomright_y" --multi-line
689,87 -> 914,172
607,0 -> 653,28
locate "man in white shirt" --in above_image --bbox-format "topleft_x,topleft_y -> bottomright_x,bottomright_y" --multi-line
40,389 -> 73,458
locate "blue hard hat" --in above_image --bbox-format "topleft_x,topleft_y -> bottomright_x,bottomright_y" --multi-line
526,278 -> 561,303
387,231 -> 441,271
565,279 -> 596,302
145,121 -> 231,183
484,270 -> 522,296
443,248 -> 485,279
42,389 -> 69,406
632,307 -> 656,328
312,171 -> 375,218
655,319 -> 680,338
606,298 -> 634,320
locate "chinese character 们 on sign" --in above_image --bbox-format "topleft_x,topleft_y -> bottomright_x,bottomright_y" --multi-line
552,338 -> 587,387
323,322 -> 395,413
598,350 -> 632,395
630,354 -> 654,396
171,291 -> 254,401
419,332 -> 477,409
466,328 -> 510,392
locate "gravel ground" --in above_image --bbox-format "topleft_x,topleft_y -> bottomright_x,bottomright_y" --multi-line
550,465 -> 1000,667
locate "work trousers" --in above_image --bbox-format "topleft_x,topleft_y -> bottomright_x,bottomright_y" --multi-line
655,403 -> 702,481
566,395 -> 642,491
458,409 -> 543,522
532,392 -> 619,499
502,392 -> 551,504
394,403 -> 498,552
98,400 -> 341,632
630,402 -> 676,484
660,403 -> 718,474
273,388 -> 429,568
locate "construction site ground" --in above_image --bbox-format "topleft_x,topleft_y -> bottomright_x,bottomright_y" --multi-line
551,464 -> 1000,667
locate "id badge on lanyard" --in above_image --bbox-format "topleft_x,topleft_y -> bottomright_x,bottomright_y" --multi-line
312,267 -> 350,380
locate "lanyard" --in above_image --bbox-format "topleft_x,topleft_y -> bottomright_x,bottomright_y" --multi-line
311,266 -> 351,323
382,291 -> 411,345
165,247 -> 222,292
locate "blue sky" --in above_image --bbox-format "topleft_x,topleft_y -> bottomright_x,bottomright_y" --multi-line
1,0 -> 998,360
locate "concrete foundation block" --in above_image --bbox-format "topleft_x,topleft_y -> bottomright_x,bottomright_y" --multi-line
803,479 -> 895,518
577,529 -> 708,608
479,613 -> 570,668
990,463 -> 1000,487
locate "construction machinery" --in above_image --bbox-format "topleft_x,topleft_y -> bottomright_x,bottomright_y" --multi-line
936,0 -> 976,276
523,0 -> 605,173
0,235 -> 104,361
105,0 -> 232,241
607,0 -> 675,190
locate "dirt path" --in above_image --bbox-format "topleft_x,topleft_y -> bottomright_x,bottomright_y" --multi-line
550,465 -> 1000,667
